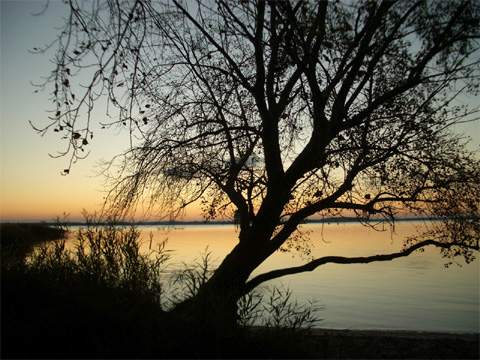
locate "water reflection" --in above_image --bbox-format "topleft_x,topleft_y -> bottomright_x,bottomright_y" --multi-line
65,222 -> 479,332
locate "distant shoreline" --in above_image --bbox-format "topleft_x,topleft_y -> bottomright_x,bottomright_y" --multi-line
0,216 -> 456,226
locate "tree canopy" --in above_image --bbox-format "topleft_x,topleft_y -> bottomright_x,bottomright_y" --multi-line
35,0 -> 479,300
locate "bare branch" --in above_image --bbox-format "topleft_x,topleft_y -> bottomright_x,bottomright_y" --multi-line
245,239 -> 479,293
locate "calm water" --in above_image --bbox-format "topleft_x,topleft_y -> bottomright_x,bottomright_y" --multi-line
68,222 -> 479,333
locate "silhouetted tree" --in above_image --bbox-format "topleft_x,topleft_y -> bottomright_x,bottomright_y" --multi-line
34,0 -> 479,324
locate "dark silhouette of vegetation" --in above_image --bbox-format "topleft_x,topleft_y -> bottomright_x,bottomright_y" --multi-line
32,0 -> 480,325
1,222 -> 322,358
0,223 -> 66,266
2,223 -> 478,358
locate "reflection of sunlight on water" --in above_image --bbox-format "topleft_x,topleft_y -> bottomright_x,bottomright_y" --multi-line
60,222 -> 478,333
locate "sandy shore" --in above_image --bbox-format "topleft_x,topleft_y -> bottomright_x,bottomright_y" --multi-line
303,328 -> 479,359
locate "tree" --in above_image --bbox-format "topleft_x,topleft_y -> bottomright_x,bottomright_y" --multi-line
34,0 -> 479,325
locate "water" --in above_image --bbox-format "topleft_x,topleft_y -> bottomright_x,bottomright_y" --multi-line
67,222 -> 479,333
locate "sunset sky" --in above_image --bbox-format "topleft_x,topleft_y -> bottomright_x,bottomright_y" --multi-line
1,1 -> 479,222
0,1 -> 192,221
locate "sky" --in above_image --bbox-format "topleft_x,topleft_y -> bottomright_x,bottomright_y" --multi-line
0,0 -> 479,222
0,0 -> 204,221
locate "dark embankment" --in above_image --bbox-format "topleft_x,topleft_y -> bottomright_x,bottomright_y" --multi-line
1,223 -> 478,358
1,223 -> 67,265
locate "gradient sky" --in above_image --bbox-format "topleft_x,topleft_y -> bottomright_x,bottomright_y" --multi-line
0,0 -> 197,221
1,1 -> 479,222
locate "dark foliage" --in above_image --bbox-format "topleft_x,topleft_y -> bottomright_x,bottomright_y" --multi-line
3,266 -> 478,359
1,223 -> 478,358
1,224 -> 317,358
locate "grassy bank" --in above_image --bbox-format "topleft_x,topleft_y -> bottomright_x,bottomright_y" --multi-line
1,223 -> 478,358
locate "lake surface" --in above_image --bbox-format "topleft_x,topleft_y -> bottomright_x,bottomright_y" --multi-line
67,222 -> 479,333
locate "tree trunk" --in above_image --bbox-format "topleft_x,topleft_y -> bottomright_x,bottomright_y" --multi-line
172,238 -> 271,330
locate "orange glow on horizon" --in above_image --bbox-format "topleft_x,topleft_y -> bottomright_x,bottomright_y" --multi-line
0,187 -> 205,222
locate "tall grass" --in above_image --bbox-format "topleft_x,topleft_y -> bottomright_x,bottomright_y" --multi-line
239,285 -> 321,330
2,220 -> 322,358
166,248 -> 321,332
167,247 -> 214,306
27,222 -> 169,304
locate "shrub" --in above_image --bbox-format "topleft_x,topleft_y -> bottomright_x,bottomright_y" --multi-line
2,221 -> 322,358
26,222 -> 169,303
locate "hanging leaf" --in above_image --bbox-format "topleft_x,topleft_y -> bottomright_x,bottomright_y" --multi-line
82,138 -> 88,145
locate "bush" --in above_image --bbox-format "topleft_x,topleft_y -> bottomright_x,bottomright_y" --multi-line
2,221 -> 322,358
2,221 -> 170,358
27,222 -> 169,302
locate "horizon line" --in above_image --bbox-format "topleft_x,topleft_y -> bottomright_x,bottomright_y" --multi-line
0,215 -> 453,226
